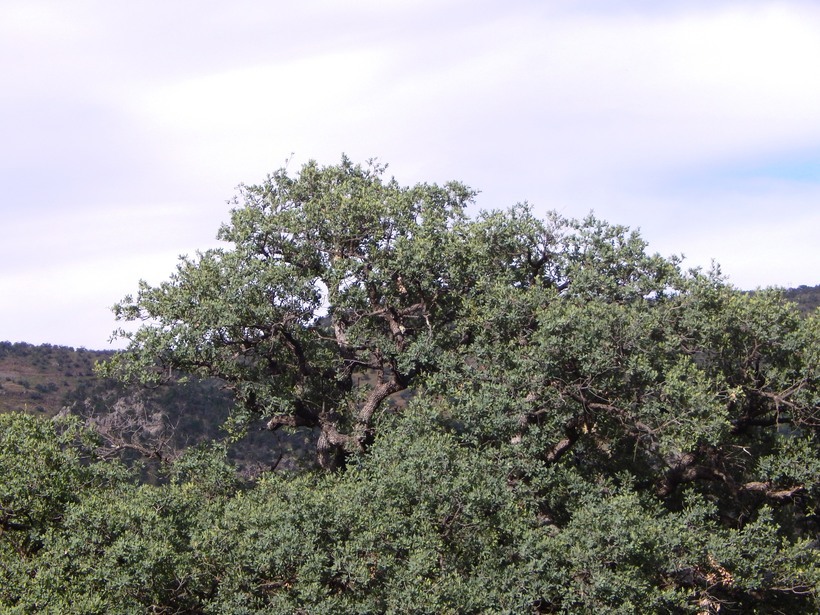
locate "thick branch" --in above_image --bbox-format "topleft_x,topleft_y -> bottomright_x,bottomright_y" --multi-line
0,515 -> 33,533
357,379 -> 404,427
740,481 -> 806,503
542,418 -> 583,464
656,453 -> 724,498
277,326 -> 311,378
316,415 -> 352,471
656,455 -> 806,503
265,413 -> 315,431
730,415 -> 787,434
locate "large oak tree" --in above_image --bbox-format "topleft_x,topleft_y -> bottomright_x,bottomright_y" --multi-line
4,157 -> 816,612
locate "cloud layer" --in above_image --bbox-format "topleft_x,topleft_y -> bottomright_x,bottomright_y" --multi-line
2,0 -> 819,348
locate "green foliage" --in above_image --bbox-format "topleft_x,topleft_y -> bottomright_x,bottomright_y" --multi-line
1,420 -> 235,613
197,411 -> 537,613
0,414 -> 108,552
0,413 -> 131,609
100,156 -> 482,468
2,158 -> 818,612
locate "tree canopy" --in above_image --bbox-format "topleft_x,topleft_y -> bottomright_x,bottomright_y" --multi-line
2,157 -> 818,613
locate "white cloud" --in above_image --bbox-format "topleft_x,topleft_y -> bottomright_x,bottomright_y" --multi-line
582,179 -> 820,289
118,2 -> 820,191
0,249 -> 187,349
2,1 -> 819,348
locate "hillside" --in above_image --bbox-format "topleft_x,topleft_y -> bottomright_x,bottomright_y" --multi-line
782,283 -> 820,314
0,342 -> 113,416
0,341 -> 311,475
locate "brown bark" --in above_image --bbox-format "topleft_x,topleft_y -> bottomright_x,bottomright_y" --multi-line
656,452 -> 806,503
316,416 -> 351,471
656,457 -> 722,498
740,481 -> 806,502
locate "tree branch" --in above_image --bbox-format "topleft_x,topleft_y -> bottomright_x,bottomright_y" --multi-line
740,481 -> 806,503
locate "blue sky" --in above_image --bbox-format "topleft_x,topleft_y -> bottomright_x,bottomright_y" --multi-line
1,0 -> 819,349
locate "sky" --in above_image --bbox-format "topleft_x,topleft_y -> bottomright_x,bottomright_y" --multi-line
1,0 -> 819,349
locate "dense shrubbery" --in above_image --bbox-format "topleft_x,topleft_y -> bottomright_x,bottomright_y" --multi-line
2,159 -> 817,613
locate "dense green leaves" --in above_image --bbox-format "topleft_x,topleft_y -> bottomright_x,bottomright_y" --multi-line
3,158 -> 817,612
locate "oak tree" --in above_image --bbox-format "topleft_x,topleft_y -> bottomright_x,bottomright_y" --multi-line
11,156 -> 812,612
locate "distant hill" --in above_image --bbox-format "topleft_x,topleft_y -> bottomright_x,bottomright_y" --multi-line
0,342 -> 114,416
0,341 -> 312,475
782,283 -> 820,314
